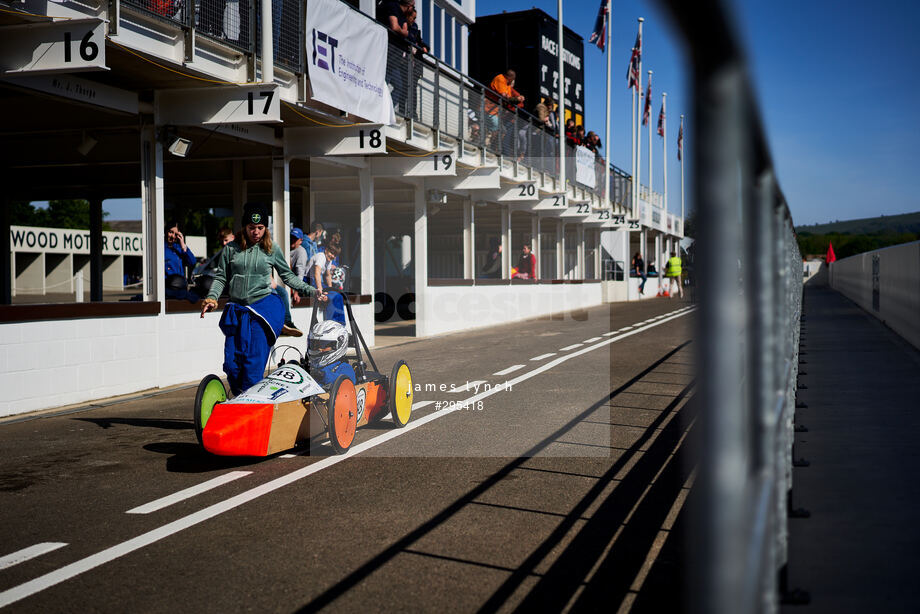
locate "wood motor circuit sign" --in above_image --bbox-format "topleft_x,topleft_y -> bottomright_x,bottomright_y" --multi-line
10,225 -> 143,256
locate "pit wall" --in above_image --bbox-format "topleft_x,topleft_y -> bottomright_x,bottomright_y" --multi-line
829,241 -> 920,351
416,282 -> 604,338
0,302 -> 375,418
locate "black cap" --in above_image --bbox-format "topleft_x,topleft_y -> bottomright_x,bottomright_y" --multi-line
242,202 -> 268,227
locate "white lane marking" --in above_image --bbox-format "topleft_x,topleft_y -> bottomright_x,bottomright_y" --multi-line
0,544 -> 67,572
0,305 -> 696,610
449,380 -> 487,393
413,400 -> 435,409
559,344 -> 583,352
531,353 -> 557,361
583,337 -> 601,343
493,364 -> 525,376
279,454 -> 298,459
125,471 -> 252,515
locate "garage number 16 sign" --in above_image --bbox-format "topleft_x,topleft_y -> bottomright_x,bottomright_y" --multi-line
0,19 -> 107,74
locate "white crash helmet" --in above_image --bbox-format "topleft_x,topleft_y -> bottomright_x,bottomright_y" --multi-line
307,320 -> 349,368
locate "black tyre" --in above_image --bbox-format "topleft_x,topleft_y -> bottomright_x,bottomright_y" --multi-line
396,293 -> 416,320
375,292 -> 396,322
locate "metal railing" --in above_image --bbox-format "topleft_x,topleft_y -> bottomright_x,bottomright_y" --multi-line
656,0 -> 803,612
119,0 -> 660,216
385,38 -> 634,204
122,0 -> 303,72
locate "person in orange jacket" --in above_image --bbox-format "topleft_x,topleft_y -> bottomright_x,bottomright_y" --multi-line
485,69 -> 524,150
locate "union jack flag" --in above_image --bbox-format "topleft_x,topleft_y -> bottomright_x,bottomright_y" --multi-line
588,0 -> 609,52
657,104 -> 665,137
626,30 -> 641,90
677,117 -> 684,161
642,75 -> 652,125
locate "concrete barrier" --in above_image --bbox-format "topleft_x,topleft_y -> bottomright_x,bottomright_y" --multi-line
829,241 -> 920,350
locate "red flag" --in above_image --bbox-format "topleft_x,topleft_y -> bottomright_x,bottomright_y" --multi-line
626,30 -> 641,90
642,75 -> 652,125
677,117 -> 684,161
826,242 -> 836,264
657,104 -> 665,137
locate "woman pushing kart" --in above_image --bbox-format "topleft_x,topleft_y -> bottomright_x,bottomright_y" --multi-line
200,202 -> 326,396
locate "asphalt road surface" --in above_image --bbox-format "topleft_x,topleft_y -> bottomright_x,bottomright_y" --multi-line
0,298 -> 696,613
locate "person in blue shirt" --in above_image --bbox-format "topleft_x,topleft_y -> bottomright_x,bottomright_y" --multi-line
302,221 -> 324,262
165,220 -> 199,302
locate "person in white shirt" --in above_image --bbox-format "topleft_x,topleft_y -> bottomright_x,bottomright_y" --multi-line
307,244 -> 340,293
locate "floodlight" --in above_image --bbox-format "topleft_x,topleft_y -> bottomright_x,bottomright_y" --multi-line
168,136 -> 192,158
77,133 -> 97,156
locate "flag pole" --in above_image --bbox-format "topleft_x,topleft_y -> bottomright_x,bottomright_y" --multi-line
631,86 -> 637,218
680,114 -> 685,223
603,0 -> 611,211
635,18 -> 643,220
662,92 -> 668,216
647,69 -> 653,203
557,0 -> 566,199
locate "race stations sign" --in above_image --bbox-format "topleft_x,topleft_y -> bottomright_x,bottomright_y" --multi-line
306,0 -> 395,125
0,19 -> 107,75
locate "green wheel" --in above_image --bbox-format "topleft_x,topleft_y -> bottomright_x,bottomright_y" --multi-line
194,374 -> 226,445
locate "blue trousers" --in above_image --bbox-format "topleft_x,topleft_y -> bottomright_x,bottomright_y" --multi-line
219,293 -> 284,396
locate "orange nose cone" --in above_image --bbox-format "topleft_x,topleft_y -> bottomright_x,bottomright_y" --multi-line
203,403 -> 274,456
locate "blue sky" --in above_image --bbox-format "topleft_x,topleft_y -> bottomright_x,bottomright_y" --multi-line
480,0 -> 920,226
93,0 -> 920,226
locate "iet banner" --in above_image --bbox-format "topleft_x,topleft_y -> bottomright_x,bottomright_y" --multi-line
306,0 -> 395,125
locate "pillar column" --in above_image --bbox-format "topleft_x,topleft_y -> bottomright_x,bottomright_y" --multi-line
358,164 -> 374,298
232,160 -> 245,224
531,214 -> 539,280
577,224 -> 585,280
0,189 -> 10,304
414,180 -> 428,337
463,198 -> 473,279
500,204 -> 510,280
271,153 -> 290,269
140,124 -> 165,309
556,221 -> 564,280
595,229 -> 602,280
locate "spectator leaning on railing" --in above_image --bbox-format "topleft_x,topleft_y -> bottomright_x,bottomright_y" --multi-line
378,0 -> 413,114
485,69 -> 524,150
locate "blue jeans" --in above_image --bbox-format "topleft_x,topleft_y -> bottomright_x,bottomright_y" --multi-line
273,286 -> 294,327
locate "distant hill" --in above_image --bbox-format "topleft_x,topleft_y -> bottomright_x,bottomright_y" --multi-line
794,211 -> 920,259
796,211 -> 920,236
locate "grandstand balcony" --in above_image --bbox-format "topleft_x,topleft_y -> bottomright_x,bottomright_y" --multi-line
2,0 -> 673,225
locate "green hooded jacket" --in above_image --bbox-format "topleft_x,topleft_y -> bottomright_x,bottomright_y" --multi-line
206,241 -> 315,305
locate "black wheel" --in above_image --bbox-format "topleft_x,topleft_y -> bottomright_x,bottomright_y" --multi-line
388,360 -> 413,427
194,374 -> 226,445
396,293 -> 416,320
374,292 -> 396,322
328,375 -> 357,454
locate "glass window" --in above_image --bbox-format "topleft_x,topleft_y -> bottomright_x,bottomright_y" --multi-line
433,4 -> 442,59
445,14 -> 453,66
